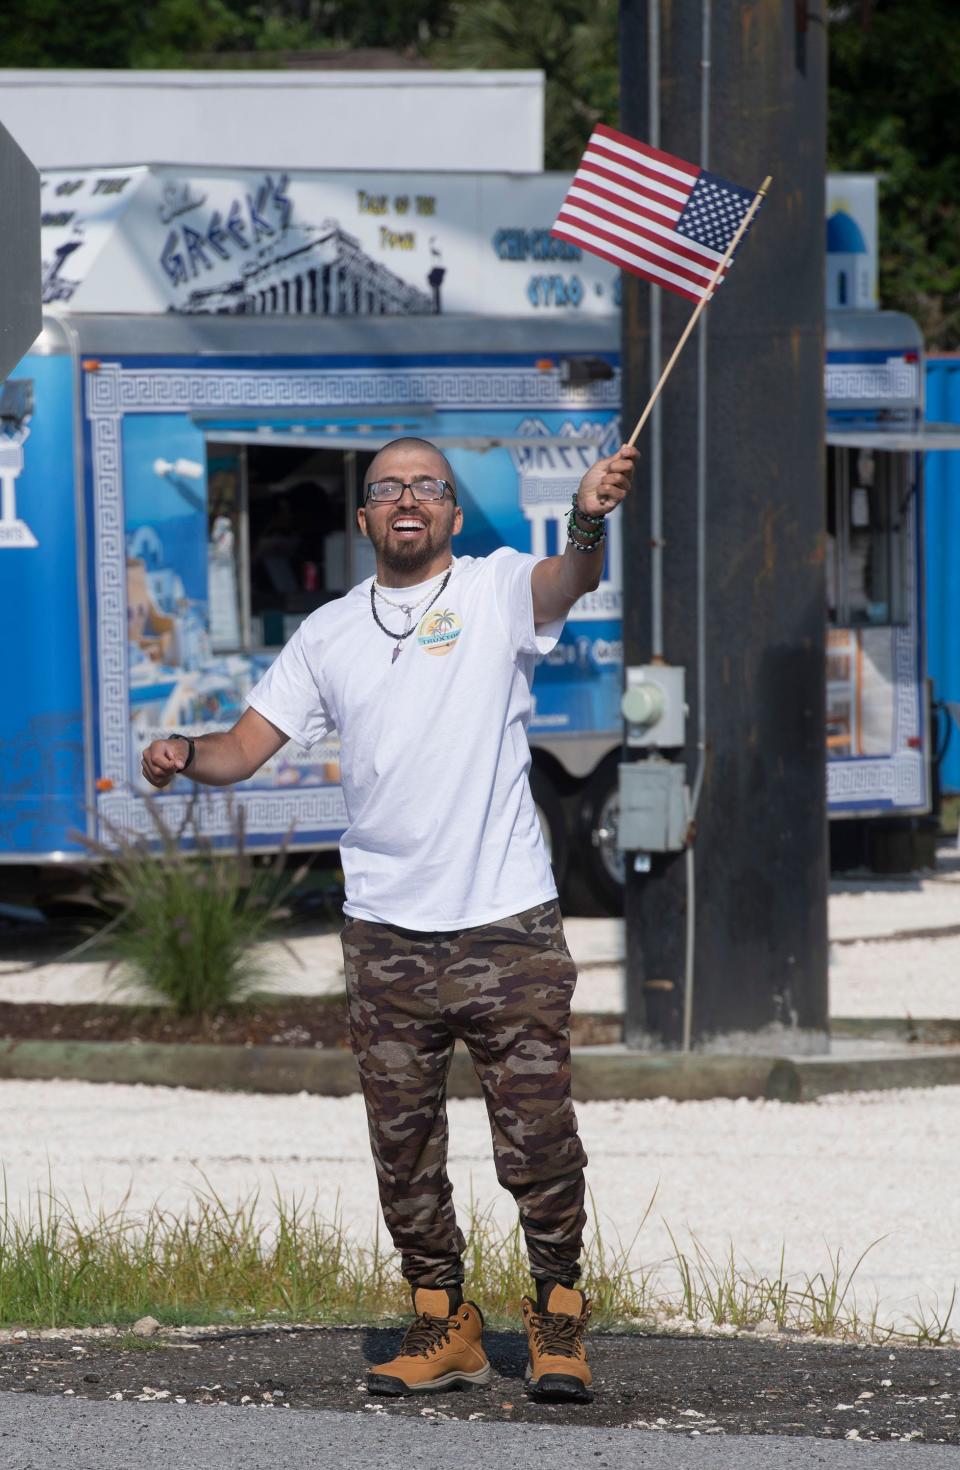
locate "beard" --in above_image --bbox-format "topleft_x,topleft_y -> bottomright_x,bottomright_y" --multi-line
367,511 -> 455,577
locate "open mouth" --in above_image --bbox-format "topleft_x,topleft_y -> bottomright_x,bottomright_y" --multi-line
390,517 -> 427,538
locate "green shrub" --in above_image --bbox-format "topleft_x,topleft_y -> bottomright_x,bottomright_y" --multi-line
78,796 -> 307,1015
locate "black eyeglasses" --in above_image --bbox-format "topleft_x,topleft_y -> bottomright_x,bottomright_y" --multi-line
364,477 -> 456,504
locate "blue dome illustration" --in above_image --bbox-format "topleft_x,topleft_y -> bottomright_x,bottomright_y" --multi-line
827,210 -> 867,254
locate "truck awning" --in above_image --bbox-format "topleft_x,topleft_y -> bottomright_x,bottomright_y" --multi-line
198,421 -> 605,452
826,423 -> 960,452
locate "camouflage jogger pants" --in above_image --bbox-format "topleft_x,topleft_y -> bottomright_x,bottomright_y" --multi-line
341,899 -> 588,1290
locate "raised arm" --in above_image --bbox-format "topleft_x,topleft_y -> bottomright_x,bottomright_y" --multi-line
141,707 -> 289,789
531,444 -> 639,625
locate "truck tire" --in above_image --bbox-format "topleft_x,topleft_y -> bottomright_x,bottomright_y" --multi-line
577,755 -> 625,914
530,765 -> 569,897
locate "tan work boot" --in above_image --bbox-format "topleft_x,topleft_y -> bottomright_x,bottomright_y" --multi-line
521,1282 -> 593,1402
367,1287 -> 492,1396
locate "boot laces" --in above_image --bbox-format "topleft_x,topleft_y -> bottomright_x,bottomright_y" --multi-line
400,1311 -> 453,1358
531,1303 -> 590,1358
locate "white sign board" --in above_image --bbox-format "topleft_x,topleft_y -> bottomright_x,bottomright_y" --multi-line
1,69 -> 544,173
41,164 -> 620,320
826,173 -> 878,310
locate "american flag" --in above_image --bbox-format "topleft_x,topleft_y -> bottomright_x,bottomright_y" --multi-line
551,123 -> 758,304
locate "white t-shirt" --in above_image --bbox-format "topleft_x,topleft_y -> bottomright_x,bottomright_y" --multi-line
246,549 -> 565,930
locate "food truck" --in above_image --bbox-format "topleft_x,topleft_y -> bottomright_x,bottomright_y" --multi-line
0,163 -> 627,910
1,165 -> 955,910
822,177 -> 960,868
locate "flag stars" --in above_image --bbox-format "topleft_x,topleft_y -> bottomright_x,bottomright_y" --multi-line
676,174 -> 753,253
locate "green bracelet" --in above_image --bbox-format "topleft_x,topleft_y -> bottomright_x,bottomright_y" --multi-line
566,504 -> 604,541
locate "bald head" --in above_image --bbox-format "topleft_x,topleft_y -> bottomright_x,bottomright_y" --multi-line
364,437 -> 456,495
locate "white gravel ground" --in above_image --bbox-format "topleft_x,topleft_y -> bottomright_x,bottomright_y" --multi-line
824,851 -> 960,1020
2,855 -> 958,1017
829,936 -> 960,1020
2,1078 -> 957,1334
829,846 -> 960,934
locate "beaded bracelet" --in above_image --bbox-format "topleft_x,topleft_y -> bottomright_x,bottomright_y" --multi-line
568,529 -> 606,554
570,492 -> 605,526
564,529 -> 602,552
566,504 -> 604,543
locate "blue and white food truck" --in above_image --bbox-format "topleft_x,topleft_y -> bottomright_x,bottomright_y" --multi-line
823,177 -> 960,862
1,165 -> 955,909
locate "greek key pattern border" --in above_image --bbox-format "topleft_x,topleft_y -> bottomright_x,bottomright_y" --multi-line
98,788 -> 349,843
892,506 -> 919,746
91,412 -> 129,784
825,362 -> 919,404
85,362 -> 621,418
827,752 -> 924,807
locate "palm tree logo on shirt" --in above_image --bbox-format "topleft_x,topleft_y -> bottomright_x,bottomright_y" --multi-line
417,608 -> 463,657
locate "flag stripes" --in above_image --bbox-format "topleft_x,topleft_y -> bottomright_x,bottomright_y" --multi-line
581,144 -> 694,206
553,221 -> 714,301
560,200 -> 720,282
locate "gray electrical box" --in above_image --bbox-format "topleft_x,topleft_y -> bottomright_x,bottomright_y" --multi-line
617,760 -> 688,853
621,664 -> 686,747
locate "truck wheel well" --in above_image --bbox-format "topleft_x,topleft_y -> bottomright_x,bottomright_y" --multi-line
528,748 -> 584,802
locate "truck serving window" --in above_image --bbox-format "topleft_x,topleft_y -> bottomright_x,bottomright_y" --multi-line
826,446 -> 908,628
206,441 -> 376,651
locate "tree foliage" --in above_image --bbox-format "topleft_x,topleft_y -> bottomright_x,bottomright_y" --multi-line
435,0 -> 618,171
0,0 -> 459,69
828,1 -> 960,348
1,0 -> 954,342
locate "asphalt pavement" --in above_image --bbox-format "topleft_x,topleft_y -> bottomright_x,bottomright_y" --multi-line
1,1324 -> 957,1467
2,1394 -> 959,1470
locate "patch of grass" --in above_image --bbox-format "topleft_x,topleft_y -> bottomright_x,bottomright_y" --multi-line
0,1178 -> 650,1334
458,1187 -> 658,1329
794,1240 -> 885,1338
665,1226 -> 793,1331
76,797 -> 308,1016
906,1286 -> 958,1347
0,1179 -> 955,1348
658,1228 -> 918,1344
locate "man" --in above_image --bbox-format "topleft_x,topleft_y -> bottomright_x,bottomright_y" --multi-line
142,435 -> 637,1402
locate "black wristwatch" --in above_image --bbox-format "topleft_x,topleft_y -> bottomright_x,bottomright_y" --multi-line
169,733 -> 196,773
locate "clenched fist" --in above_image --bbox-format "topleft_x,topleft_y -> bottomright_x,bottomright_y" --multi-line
141,736 -> 191,789
575,443 -> 639,517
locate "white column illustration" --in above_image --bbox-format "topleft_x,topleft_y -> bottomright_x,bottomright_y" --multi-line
522,499 -> 567,561
0,428 -> 37,549
515,424 -> 623,622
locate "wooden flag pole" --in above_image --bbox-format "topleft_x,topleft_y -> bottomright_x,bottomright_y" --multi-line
626,175 -> 772,448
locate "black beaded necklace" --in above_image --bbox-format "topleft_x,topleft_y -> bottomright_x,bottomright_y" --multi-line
370,565 -> 453,663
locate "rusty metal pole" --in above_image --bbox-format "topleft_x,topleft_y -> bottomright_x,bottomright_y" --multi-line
619,0 -> 829,1051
